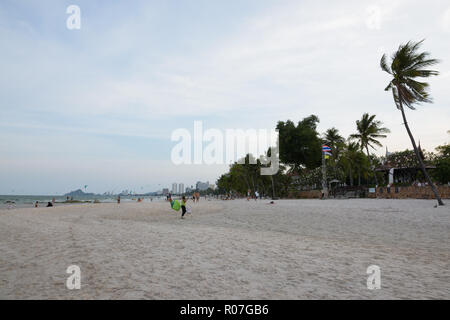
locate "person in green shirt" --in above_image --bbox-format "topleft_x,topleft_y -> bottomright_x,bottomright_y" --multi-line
181,196 -> 188,219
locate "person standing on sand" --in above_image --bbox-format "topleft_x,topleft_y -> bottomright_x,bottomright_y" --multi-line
117,196 -> 120,204
34,201 -> 38,208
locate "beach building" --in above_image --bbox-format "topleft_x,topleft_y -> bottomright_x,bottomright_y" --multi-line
172,183 -> 178,194
376,145 -> 436,186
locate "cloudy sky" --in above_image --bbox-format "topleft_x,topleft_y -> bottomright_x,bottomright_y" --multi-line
0,0 -> 449,195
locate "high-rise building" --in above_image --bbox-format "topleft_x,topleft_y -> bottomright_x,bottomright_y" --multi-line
172,183 -> 177,194
179,183 -> 185,194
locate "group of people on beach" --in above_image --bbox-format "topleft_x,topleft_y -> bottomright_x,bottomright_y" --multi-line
247,190 -> 260,201
34,197 -> 56,208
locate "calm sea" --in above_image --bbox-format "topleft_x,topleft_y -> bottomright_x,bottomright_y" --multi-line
0,195 -> 165,209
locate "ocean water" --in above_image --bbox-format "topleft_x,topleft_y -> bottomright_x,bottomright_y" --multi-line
0,195 -> 166,209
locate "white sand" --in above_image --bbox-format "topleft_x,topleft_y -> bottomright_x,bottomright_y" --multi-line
0,199 -> 449,299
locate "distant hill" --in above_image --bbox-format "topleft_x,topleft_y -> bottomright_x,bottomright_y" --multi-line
64,189 -> 95,197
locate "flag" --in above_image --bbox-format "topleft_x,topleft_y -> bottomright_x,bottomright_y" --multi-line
323,151 -> 332,156
322,145 -> 331,152
325,155 -> 330,159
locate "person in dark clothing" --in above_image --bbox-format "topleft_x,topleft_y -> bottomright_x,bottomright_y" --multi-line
46,201 -> 53,207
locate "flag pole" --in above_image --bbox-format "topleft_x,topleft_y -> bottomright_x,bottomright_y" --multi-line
321,149 -> 327,199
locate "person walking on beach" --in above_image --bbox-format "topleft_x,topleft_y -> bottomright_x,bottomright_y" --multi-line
117,195 -> 120,204
181,196 -> 188,219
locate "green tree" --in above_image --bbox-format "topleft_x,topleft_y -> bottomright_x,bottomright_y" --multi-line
323,127 -> 345,158
341,141 -> 365,186
433,144 -> 450,185
276,115 -> 322,172
349,113 -> 390,186
323,127 -> 346,183
381,40 -> 444,205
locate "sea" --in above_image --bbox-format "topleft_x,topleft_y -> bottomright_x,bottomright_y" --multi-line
0,194 -> 166,209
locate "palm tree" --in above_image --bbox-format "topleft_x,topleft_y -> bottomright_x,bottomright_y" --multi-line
381,40 -> 444,206
349,113 -> 390,186
324,128 -> 345,157
323,128 -> 345,182
342,141 -> 362,186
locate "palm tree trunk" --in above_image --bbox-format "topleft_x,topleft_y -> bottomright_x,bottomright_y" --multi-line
365,145 -> 379,187
260,180 -> 266,197
243,175 -> 250,190
271,175 -> 276,199
349,167 -> 353,186
397,96 -> 444,206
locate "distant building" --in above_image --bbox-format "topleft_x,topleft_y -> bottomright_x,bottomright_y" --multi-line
162,188 -> 169,195
377,144 -> 435,186
172,183 -> 178,194
179,183 -> 185,194
186,187 -> 194,193
196,181 -> 209,191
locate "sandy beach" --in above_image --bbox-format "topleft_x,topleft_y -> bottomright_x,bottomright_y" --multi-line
0,199 -> 449,299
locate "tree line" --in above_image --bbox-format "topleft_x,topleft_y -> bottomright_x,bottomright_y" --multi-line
216,40 -> 448,205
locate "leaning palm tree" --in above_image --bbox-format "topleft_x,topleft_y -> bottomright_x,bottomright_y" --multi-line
381,40 -> 444,206
349,113 -> 390,187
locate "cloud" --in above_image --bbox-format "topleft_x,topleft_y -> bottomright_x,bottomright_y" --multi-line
442,7 -> 450,32
1,0 -> 450,194
366,5 -> 382,30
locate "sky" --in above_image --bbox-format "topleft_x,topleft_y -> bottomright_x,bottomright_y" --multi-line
0,0 -> 449,195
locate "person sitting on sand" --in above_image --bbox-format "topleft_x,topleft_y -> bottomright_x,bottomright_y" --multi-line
46,201 -> 53,207
35,201 -> 39,208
